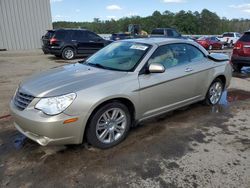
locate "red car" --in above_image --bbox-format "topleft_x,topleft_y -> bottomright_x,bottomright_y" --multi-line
231,31 -> 250,72
197,36 -> 225,50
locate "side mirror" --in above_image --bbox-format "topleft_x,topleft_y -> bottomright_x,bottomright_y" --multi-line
148,63 -> 165,73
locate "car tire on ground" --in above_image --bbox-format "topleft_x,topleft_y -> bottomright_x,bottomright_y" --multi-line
62,47 -> 75,60
233,64 -> 243,72
205,78 -> 224,105
86,102 -> 131,149
208,45 -> 212,50
229,41 -> 233,48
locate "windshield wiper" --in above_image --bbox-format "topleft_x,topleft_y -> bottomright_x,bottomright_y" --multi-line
87,63 -> 107,69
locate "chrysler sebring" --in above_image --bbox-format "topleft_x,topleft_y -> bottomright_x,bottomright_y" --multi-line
10,38 -> 232,149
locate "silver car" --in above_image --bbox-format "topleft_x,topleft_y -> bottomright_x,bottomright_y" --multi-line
10,38 -> 232,149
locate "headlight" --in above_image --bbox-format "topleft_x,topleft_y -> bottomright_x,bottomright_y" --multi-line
35,93 -> 76,115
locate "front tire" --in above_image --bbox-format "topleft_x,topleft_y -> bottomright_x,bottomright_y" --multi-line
205,78 -> 224,105
86,102 -> 131,149
62,47 -> 75,60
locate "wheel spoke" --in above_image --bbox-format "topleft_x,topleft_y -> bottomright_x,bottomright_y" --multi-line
116,115 -> 125,124
97,122 -> 108,130
103,112 -> 111,122
115,125 -> 124,133
99,129 -> 109,140
109,130 -> 115,142
111,109 -> 119,120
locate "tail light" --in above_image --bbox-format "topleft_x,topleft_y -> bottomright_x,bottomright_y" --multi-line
234,42 -> 242,50
50,37 -> 57,45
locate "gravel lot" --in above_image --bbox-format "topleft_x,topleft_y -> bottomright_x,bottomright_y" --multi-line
0,50 -> 250,188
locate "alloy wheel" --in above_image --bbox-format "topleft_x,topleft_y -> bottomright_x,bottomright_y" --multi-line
96,108 -> 127,144
64,49 -> 74,59
209,81 -> 223,105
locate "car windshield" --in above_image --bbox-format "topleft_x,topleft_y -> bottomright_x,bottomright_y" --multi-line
84,41 -> 151,71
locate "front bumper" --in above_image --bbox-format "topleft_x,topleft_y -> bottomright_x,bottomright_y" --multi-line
10,100 -> 84,146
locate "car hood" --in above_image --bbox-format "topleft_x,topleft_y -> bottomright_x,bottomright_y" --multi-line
19,63 -> 128,97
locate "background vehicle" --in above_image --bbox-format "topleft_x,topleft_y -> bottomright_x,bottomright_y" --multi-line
111,24 -> 148,41
231,31 -> 250,72
42,29 -> 111,60
197,36 -> 225,50
10,38 -> 232,149
150,28 -> 182,38
41,30 -> 54,54
219,32 -> 241,47
110,33 -> 132,41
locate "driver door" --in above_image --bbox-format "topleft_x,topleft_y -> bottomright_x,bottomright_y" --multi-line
138,43 -> 205,119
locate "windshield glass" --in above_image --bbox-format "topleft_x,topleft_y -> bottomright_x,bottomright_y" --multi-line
85,41 -> 151,71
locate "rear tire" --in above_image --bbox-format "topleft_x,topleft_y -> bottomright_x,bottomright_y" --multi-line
229,41 -> 233,48
205,78 -> 224,105
233,64 -> 242,72
62,47 -> 75,60
86,102 -> 131,149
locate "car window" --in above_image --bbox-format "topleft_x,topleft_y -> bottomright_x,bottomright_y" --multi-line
44,31 -> 54,39
87,32 -> 102,41
151,29 -> 164,35
185,44 -> 205,61
73,30 -> 87,41
223,33 -> 234,37
167,29 -> 174,37
211,37 -> 216,41
172,30 -> 181,37
148,44 -> 190,69
236,33 -> 241,38
54,30 -> 68,40
239,33 -> 250,42
85,41 -> 151,71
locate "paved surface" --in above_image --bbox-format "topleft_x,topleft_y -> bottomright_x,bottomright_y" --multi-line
0,50 -> 250,188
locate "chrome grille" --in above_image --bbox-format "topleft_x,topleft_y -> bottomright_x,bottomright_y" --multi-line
14,91 -> 34,110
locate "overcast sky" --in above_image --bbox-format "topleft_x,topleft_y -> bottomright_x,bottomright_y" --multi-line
50,0 -> 250,22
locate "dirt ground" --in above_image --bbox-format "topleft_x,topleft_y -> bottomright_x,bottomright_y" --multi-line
0,50 -> 250,188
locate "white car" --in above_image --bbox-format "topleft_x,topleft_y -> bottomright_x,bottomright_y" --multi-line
219,32 -> 241,47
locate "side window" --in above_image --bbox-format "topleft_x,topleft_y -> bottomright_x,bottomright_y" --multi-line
87,32 -> 102,41
167,29 -> 174,37
148,44 -> 190,69
73,30 -> 87,41
185,44 -> 205,61
172,30 -> 180,37
54,30 -> 66,40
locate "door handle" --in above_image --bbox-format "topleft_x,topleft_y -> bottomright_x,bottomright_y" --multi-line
185,68 -> 193,72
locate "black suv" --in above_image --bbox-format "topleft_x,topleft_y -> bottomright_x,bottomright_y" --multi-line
150,28 -> 182,38
42,29 -> 111,60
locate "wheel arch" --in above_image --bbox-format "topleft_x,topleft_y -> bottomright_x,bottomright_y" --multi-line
215,75 -> 226,89
82,97 -> 136,142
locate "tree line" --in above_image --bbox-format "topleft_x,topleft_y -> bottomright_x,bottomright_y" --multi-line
53,9 -> 250,35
